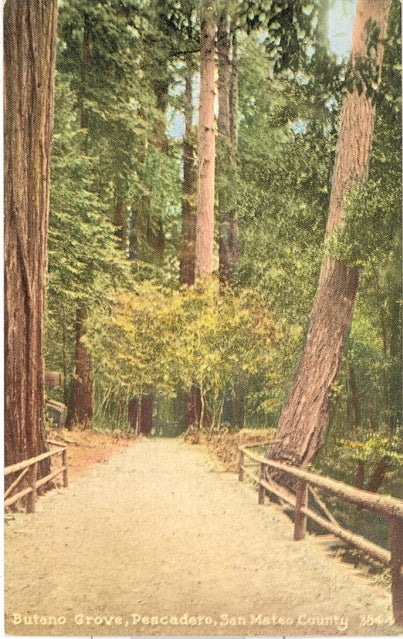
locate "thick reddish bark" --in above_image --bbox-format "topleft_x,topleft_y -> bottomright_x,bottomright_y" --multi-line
180,73 -> 197,285
218,16 -> 239,285
185,385 -> 212,430
128,397 -> 153,435
269,0 -> 392,468
4,0 -> 58,474
195,11 -> 216,280
67,309 -> 93,429
367,461 -> 389,494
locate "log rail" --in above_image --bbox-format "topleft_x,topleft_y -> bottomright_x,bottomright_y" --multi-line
4,441 -> 68,514
238,446 -> 403,626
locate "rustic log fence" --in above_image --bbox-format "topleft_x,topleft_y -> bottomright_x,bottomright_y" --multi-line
4,441 -> 68,514
238,446 -> 403,625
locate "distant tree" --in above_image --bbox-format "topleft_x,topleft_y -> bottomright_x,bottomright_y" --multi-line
57,0 -> 144,427
195,2 -> 216,279
179,68 -> 198,286
4,0 -> 58,470
217,10 -> 239,285
269,0 -> 393,468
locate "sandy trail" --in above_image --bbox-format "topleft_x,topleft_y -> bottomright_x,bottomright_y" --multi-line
4,437 -> 398,636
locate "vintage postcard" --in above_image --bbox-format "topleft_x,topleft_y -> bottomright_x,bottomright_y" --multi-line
3,0 -> 402,637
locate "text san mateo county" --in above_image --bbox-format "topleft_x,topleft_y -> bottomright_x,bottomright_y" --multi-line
10,611 -> 394,632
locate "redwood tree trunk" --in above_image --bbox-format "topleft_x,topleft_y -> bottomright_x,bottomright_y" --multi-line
269,0 -> 392,468
217,11 -> 232,284
185,385 -> 212,430
67,308 -> 93,429
4,0 -> 58,473
218,17 -> 239,285
195,8 -> 216,280
180,72 -> 197,286
128,397 -> 153,436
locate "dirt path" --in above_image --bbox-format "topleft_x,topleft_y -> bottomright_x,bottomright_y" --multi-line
4,438 -> 399,636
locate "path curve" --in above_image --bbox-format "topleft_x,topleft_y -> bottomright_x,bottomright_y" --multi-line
5,438 -> 397,636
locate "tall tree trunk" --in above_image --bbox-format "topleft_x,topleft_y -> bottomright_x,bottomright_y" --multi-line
217,17 -> 242,427
128,397 -> 153,435
68,11 -> 93,428
217,11 -> 232,285
195,7 -> 216,280
180,72 -> 197,286
179,72 -> 199,428
218,19 -> 239,285
66,308 -> 93,429
187,7 -> 216,430
269,0 -> 392,468
4,0 -> 58,475
367,460 -> 389,493
185,385 -> 212,430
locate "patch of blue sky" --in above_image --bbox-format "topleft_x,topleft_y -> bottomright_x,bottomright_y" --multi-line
291,120 -> 308,134
169,1 -> 356,138
328,0 -> 356,57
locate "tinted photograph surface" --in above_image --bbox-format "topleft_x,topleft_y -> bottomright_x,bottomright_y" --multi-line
3,0 -> 402,637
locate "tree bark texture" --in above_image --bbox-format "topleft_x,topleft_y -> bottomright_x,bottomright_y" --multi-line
218,16 -> 239,285
128,397 -> 153,436
4,0 -> 58,473
180,73 -> 197,285
185,385 -> 212,430
66,308 -> 93,429
195,12 -> 216,280
269,0 -> 392,468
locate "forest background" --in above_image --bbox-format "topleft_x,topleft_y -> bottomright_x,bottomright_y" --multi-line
4,0 -> 402,552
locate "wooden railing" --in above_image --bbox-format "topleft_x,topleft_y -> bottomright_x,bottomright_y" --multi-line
238,446 -> 403,625
4,441 -> 68,514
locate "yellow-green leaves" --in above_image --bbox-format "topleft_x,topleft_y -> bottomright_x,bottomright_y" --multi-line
87,278 -> 284,417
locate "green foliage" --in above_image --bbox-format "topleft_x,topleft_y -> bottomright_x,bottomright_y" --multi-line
233,32 -> 337,397
86,278 -> 285,422
338,432 -> 402,469
321,1 -> 402,495
236,0 -> 321,73
45,76 -> 130,399
45,0 -> 401,518
325,180 -> 401,267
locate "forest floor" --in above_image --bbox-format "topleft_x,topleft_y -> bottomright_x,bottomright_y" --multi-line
4,436 -> 401,637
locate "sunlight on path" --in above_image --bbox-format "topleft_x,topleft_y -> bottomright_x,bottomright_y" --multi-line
4,438 -> 397,636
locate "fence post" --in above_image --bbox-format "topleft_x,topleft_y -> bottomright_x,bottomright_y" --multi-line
294,480 -> 308,541
238,450 -> 244,482
62,449 -> 68,488
390,516 -> 403,625
26,462 -> 38,514
258,462 -> 265,505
